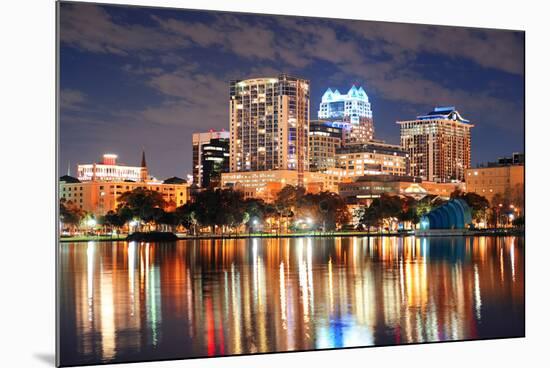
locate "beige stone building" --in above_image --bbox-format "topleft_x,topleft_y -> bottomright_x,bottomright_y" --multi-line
465,163 -> 524,205
60,152 -> 189,216
60,178 -> 189,216
308,120 -> 342,172
221,170 -> 337,202
338,175 -> 465,204
335,140 -> 409,177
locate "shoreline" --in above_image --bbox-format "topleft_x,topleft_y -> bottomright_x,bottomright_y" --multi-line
59,229 -> 524,243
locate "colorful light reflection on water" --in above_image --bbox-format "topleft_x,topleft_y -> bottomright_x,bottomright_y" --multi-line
58,236 -> 524,366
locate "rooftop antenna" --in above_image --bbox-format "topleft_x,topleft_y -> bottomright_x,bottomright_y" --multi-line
67,160 -> 71,176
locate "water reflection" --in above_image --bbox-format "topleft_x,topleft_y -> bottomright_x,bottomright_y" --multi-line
59,236 -> 524,366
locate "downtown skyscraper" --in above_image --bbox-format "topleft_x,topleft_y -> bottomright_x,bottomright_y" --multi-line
229,74 -> 310,184
398,106 -> 473,182
318,85 -> 374,145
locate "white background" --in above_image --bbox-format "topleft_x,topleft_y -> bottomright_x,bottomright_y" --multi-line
1,0 -> 548,367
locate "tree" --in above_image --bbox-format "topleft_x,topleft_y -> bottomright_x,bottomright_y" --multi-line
274,185 -> 305,233
490,192 -> 510,228
242,198 -> 272,231
117,187 -> 167,231
452,191 -> 490,223
158,211 -> 178,232
59,198 -> 86,234
117,188 -> 167,230
177,188 -> 259,234
399,196 -> 420,229
512,215 -> 525,228
511,183 -> 524,213
175,203 -> 198,235
99,210 -> 126,233
359,194 -> 403,231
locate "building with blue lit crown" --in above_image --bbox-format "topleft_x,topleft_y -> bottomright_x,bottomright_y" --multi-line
318,85 -> 374,145
397,106 -> 473,182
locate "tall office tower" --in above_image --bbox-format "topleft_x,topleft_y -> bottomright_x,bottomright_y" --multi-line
308,120 -> 342,172
192,130 -> 230,188
318,85 -> 374,145
397,106 -> 474,182
229,74 -> 310,185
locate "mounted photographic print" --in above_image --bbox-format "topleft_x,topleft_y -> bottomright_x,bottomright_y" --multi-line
56,1 -> 525,366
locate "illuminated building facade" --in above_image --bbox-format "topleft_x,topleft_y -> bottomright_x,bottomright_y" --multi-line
229,74 -> 310,185
221,170 -> 335,202
76,152 -> 150,183
335,140 -> 409,177
192,130 -> 230,188
398,106 -> 473,183
465,154 -> 524,205
308,120 -> 343,172
59,177 -> 189,216
338,175 -> 464,204
63,152 -> 189,215
318,85 -> 374,145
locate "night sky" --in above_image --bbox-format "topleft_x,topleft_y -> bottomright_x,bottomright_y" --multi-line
59,2 -> 524,180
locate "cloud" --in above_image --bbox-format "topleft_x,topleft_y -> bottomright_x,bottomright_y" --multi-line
340,20 -> 524,75
59,3 -> 188,56
154,13 -> 313,67
60,88 -> 86,111
122,64 -> 164,75
118,66 -> 229,130
60,3 -> 523,134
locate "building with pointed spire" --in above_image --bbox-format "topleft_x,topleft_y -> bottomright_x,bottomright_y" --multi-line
61,152 -> 190,215
140,150 -> 148,182
318,85 -> 374,145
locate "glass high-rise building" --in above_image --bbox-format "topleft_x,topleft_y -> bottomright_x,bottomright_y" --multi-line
192,130 -> 230,188
229,74 -> 310,184
318,85 -> 374,145
398,106 -> 473,183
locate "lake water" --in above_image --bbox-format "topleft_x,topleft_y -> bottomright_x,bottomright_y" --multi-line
58,236 -> 524,366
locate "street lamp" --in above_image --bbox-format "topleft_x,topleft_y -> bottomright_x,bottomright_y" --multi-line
497,203 -> 503,228
305,217 -> 314,234
87,218 -> 97,237
129,219 -> 139,233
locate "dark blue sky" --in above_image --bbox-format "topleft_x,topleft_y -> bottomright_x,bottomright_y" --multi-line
59,2 -> 524,179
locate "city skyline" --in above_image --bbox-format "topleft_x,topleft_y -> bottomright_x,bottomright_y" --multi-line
59,2 -> 524,179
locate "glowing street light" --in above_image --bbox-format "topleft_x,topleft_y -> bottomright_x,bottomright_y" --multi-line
87,218 -> 96,228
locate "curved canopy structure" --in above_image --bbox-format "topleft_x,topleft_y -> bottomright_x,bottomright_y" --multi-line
420,199 -> 473,230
